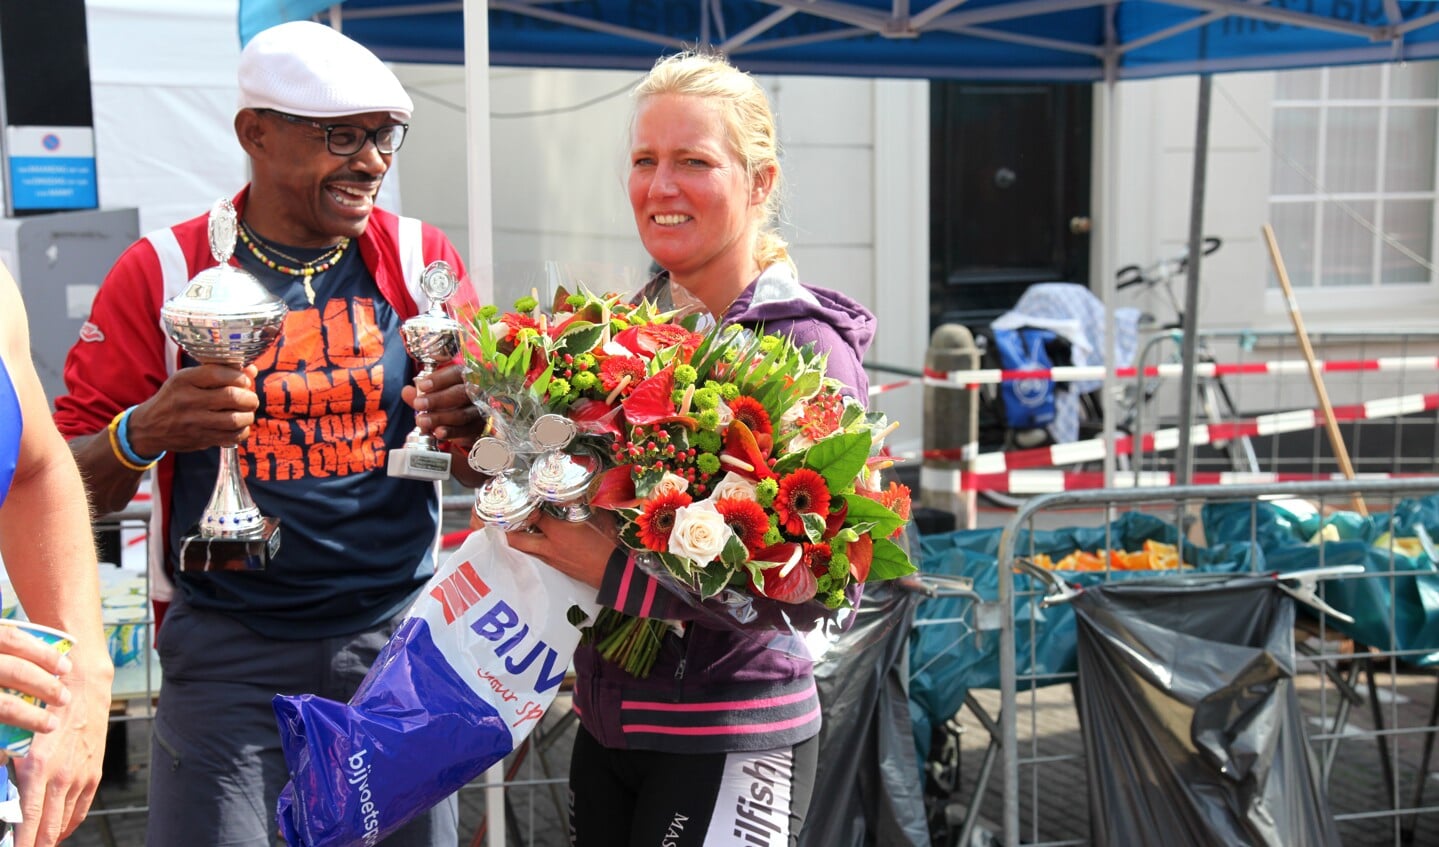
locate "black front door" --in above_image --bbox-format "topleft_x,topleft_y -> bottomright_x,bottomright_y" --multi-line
930,82 -> 1093,331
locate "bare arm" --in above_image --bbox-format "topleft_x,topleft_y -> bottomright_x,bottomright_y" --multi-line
0,264 -> 113,847
67,364 -> 260,518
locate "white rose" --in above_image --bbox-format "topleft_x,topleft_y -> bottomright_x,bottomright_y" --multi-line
707,471 -> 758,503
651,473 -> 690,499
667,500 -> 734,567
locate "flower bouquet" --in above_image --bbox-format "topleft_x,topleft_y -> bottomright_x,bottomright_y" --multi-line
463,287 -> 915,676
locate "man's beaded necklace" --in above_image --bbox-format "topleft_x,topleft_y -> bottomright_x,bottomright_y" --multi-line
237,221 -> 351,304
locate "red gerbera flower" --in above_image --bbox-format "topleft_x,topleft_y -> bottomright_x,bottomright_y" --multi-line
727,396 -> 773,438
716,498 -> 769,552
801,542 -> 833,578
499,312 -> 539,342
599,356 -> 646,395
773,468 -> 832,536
636,491 -> 693,551
797,393 -> 845,441
878,482 -> 913,523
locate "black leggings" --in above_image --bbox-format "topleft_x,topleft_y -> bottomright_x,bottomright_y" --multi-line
567,724 -> 819,846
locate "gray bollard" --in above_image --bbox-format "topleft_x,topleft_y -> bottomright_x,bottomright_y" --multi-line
923,323 -> 980,529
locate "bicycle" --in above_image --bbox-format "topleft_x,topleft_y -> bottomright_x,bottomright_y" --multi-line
1116,236 -> 1260,477
972,237 -> 1259,509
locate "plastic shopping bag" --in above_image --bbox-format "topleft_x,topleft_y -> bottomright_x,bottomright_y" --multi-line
273,526 -> 601,847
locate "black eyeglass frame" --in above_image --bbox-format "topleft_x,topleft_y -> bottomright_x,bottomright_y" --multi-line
259,109 -> 409,156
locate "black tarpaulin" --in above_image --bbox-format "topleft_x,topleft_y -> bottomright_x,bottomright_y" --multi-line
1072,574 -> 1340,847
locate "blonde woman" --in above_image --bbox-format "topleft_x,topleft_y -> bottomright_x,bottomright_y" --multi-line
509,51 -> 875,845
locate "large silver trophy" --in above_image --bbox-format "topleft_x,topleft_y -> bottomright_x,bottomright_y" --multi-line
160,198 -> 287,571
388,261 -> 462,481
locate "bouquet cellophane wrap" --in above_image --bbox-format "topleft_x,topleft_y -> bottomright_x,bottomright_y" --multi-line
273,527 -> 601,846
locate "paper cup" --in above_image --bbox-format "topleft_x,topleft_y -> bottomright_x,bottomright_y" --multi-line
0,619 -> 75,757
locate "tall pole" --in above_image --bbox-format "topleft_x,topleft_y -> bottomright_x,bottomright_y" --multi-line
1175,74 -> 1212,485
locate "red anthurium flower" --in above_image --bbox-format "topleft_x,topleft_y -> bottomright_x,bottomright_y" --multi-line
747,543 -> 817,604
590,466 -> 640,510
636,491 -> 692,551
719,420 -> 777,481
569,398 -> 622,438
614,323 -> 701,358
773,468 -> 832,536
823,499 -> 849,540
716,498 -> 769,552
847,533 -> 873,583
621,365 -> 678,425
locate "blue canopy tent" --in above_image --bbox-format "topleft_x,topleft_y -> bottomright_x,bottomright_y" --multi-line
241,0 -> 1439,80
232,7 -> 1439,841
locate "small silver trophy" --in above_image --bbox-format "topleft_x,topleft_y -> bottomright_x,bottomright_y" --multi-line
388,261 -> 463,481
159,198 -> 288,571
470,437 -> 540,530
527,414 -> 598,521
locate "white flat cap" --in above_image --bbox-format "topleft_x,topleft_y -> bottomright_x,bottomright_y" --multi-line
238,21 -> 413,121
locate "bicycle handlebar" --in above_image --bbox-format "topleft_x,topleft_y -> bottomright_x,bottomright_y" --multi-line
1115,236 -> 1222,290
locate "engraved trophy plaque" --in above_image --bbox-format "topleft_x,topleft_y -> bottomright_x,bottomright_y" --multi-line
159,198 -> 288,572
388,261 -> 463,481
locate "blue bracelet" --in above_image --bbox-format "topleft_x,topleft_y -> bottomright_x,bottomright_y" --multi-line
116,406 -> 166,466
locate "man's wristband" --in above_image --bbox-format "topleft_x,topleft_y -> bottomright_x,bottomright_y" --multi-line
108,407 -> 165,472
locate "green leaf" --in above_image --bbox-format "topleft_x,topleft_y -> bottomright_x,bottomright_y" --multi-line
632,466 -> 666,499
720,534 -> 749,567
867,536 -> 916,580
801,512 -> 828,544
693,561 -> 733,599
743,561 -> 767,593
772,449 -> 807,477
805,431 -> 871,491
842,493 -> 906,539
556,322 -> 604,356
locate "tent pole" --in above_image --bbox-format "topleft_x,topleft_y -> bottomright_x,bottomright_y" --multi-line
464,0 -> 496,307
462,15 -> 502,847
1175,73 -> 1211,485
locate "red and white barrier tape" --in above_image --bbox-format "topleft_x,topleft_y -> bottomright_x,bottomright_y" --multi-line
965,469 -> 1435,494
919,391 -> 1439,473
914,355 -> 1439,387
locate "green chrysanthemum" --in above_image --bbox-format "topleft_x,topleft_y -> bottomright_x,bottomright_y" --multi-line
696,453 -> 721,475
514,295 -> 539,312
547,378 -> 571,399
755,478 -> 779,507
674,364 -> 698,387
572,371 -> 598,391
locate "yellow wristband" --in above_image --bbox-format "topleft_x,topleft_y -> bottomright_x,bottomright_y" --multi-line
107,411 -> 156,473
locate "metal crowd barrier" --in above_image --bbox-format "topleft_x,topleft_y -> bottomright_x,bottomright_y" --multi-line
967,478 -> 1439,846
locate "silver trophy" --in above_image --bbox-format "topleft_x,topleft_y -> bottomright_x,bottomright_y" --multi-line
159,198 -> 287,571
388,261 -> 463,481
527,414 -> 598,521
470,437 -> 540,530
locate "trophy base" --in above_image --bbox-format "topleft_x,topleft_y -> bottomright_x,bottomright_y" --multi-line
388,447 -> 452,481
178,517 -> 282,572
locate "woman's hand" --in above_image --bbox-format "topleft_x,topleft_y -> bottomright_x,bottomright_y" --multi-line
504,510 -> 621,589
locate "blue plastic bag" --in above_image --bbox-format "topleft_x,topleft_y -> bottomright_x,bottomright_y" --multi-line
991,327 -> 1057,430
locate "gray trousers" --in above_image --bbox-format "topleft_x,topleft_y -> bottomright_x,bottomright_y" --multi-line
146,599 -> 459,846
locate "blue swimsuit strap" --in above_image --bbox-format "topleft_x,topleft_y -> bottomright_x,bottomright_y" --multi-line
0,355 -> 20,510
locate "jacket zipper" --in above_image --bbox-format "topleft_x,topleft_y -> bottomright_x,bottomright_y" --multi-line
671,627 -> 691,702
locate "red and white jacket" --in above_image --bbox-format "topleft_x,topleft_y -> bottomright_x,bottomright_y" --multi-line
54,186 -> 472,607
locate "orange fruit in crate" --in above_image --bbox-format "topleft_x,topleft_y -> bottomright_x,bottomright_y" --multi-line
1144,539 -> 1181,570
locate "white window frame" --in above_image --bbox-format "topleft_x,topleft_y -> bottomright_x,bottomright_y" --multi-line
1267,63 -> 1439,313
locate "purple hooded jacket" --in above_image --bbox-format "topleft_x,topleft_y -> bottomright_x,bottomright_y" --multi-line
570,264 -> 877,754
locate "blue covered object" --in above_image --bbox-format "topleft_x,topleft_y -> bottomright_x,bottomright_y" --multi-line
1202,494 -> 1439,666
907,512 -> 1262,760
